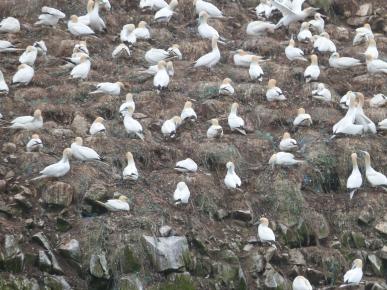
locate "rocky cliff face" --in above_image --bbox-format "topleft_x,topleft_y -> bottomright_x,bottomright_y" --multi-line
0,0 -> 386,289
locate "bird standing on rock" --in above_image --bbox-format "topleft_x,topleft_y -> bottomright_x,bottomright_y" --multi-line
360,151 -> 387,188
123,152 -> 139,181
26,134 -> 43,152
31,148 -> 72,181
343,259 -> 363,285
180,101 -> 197,122
279,132 -> 298,152
161,116 -> 182,138
70,137 -> 102,162
89,117 -> 106,135
8,109 -> 43,130
228,103 -> 246,135
347,153 -> 362,199
249,56 -> 264,81
285,39 -> 307,62
257,217 -> 276,247
304,54 -> 320,83
266,79 -> 286,101
173,181 -> 190,204
219,78 -> 234,95
207,118 -> 223,139
153,60 -> 170,90
193,36 -> 220,69
224,161 -> 241,190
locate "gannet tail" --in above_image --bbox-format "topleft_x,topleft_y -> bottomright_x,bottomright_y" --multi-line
349,189 -> 356,200
30,175 -> 47,181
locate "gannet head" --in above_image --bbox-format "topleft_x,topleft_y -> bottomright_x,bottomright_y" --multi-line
63,148 -> 72,157
33,109 -> 42,118
31,134 -> 40,139
226,161 -> 234,170
95,116 -> 104,123
184,101 -> 193,109
127,106 -> 135,115
116,82 -> 125,89
199,11 -> 209,21
125,24 -> 135,32
317,83 -> 325,90
222,78 -> 232,85
314,13 -> 322,19
126,93 -> 133,102
353,259 -> 363,269
320,32 -> 330,39
351,153 -> 358,165
26,46 -> 36,53
231,102 -> 239,113
330,52 -> 339,59
259,217 -> 269,225
138,21 -> 147,28
301,22 -> 310,30
172,116 -> 182,126
310,54 -> 318,65
268,154 -> 277,165
364,23 -> 371,30
70,15 -> 79,23
251,55 -> 260,63
18,64 -> 28,70
297,108 -> 306,115
86,0 -> 94,13
157,60 -> 167,70
75,137 -> 83,145
169,0 -> 178,9
288,39 -> 295,47
268,79 -> 277,88
210,118 -> 219,126
177,181 -> 186,190
126,152 -> 134,161
282,132 -> 291,140
236,49 -> 247,56
118,195 -> 129,202
171,44 -> 180,49
356,92 -> 365,107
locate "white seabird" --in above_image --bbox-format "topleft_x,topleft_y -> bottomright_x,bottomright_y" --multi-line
207,118 -> 223,138
297,22 -> 312,42
255,0 -> 275,19
269,152 -> 303,167
74,41 -> 89,55
355,93 -> 376,134
360,151 -> 387,187
19,46 -> 38,66
0,17 -> 20,33
12,64 -> 34,85
9,109 -> 43,130
370,94 -> 387,108
312,32 -> 336,53
266,79 -> 286,101
347,153 -> 362,199
193,36 -> 220,69
219,78 -> 234,95
154,0 -> 178,23
224,161 -> 241,189
175,158 -> 198,173
112,43 -> 131,59
89,82 -> 124,96
228,103 -> 246,135
0,40 -> 22,52
70,137 -> 102,161
198,11 -> 221,40
304,54 -> 320,83
308,13 -> 324,34
333,94 -> 363,136
312,83 -> 331,102
90,117 -> 106,135
78,0 -> 94,25
329,52 -> 361,69
31,148 -> 72,181
194,0 -> 224,17
119,93 -> 135,116
140,0 -> 168,10
0,70 -> 9,94
96,196 -> 130,211
249,56 -> 264,81
293,108 -> 312,127
89,0 -> 106,33
120,24 -> 136,45
272,0 -> 318,28
353,23 -> 373,46
26,134 -> 43,152
153,60 -> 170,90
123,107 -> 144,140
143,61 -> 174,76
285,39 -> 307,62
134,21 -> 151,39
364,37 -> 378,59
257,217 -> 276,245
161,116 -> 182,138
279,132 -> 298,152
145,47 -> 171,64
180,101 -> 197,122
173,181 -> 190,204
34,6 -> 66,26
343,259 -> 363,284
33,40 -> 47,55
233,49 -> 260,67
339,90 -> 355,109
70,55 -> 91,79
246,21 -> 276,36
378,119 -> 387,130
167,44 -> 182,60
123,152 -> 139,181
292,276 -> 312,290
365,53 -> 387,74
68,15 -> 95,36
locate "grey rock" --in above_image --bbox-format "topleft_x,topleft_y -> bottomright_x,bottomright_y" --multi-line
3,235 -> 24,272
32,232 -> 52,250
159,225 -> 173,237
351,232 -> 366,248
71,113 -> 89,136
90,253 -> 110,279
347,16 -> 368,26
39,250 -> 52,271
367,282 -> 387,290
4,235 -> 21,258
243,244 -> 253,252
252,254 -> 265,273
375,222 -> 387,235
215,209 -> 229,220
44,274 -> 72,290
2,142 -> 16,153
264,247 -> 276,263
368,254 -> 383,276
42,182 -> 73,208
263,267 -> 286,289
117,275 -> 144,290
59,239 -> 81,262
141,235 -> 189,272
358,206 -> 374,224
289,248 -> 306,265
356,3 -> 372,16
231,209 -> 252,222
84,182 -> 111,202
378,246 -> 387,260
48,250 -> 64,274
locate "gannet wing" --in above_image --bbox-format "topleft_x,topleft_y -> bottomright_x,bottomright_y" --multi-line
272,0 -> 295,16
291,0 -> 306,12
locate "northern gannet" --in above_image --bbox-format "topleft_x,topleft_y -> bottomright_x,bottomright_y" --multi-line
370,94 -> 387,108
0,40 -> 22,52
89,82 -> 124,96
63,52 -> 89,67
78,0 -> 94,25
119,93 -> 135,116
68,15 -> 95,36
96,195 -> 130,211
312,83 -> 331,102
31,148 -> 72,180
347,153 -> 362,199
257,217 -> 276,246
297,22 -> 312,42
145,48 -> 172,64
193,36 -> 220,69
142,61 -> 174,76
70,137 -> 102,161
175,158 -> 198,173
355,93 -> 376,134
90,117 -> 106,135
33,40 -> 47,55
123,152 -> 139,181
70,55 -> 91,79
26,134 -> 43,152
123,107 -> 144,140
360,151 -> 387,187
224,161 -> 241,189
353,23 -> 373,46
272,0 -> 318,28
207,118 -> 223,138
0,17 -> 20,33
9,109 -> 43,130
339,90 -> 355,109
112,43 -> 131,58
308,13 -> 324,34
154,0 -> 178,23
140,0 -> 168,10
74,41 -> 89,55
266,79 -> 286,101
194,0 -> 223,17
246,21 -> 276,36
233,49 -> 260,67
167,44 -> 182,60
134,21 -> 151,39
219,78 -> 234,95
249,56 -> 264,81
343,259 -> 363,284
312,32 -> 336,53
279,132 -> 298,151
304,54 -> 320,82
333,94 -> 363,136
161,116 -> 182,138
228,103 -> 246,135
19,46 -> 38,66
12,64 -> 34,85
174,182 -> 190,204
269,152 -> 303,167
365,53 -> 387,74
364,37 -> 378,59
89,0 -> 106,32
34,6 -> 66,26
292,276 -> 312,290
293,108 -> 312,126
378,119 -> 387,130
120,24 -> 136,45
198,11 -> 221,40
0,70 -> 9,94
329,52 -> 361,69
285,39 -> 307,62
180,101 -> 197,122
255,0 -> 275,19
153,60 -> 170,90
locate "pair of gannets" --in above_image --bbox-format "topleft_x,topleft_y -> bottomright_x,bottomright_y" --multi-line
90,117 -> 106,135
353,23 -> 373,45
0,70 -> 9,94
35,6 -> 66,26
294,108 -> 312,127
161,116 -> 182,138
174,181 -> 190,204
329,53 -> 361,69
304,55 -> 320,83
90,82 -> 124,96
207,118 -> 223,138
194,0 -> 224,18
68,15 -> 95,36
312,83 -> 331,102
312,32 -> 336,53
228,103 -> 246,135
19,46 -> 38,66
153,60 -> 170,90
369,94 -> 386,108
31,148 -> 72,180
96,195 -> 130,211
219,78 -> 234,95
246,21 -> 276,36
120,24 -> 136,45
266,79 -> 286,101
154,0 -> 178,23
12,64 -> 35,85
297,22 -> 312,42
285,39 -> 307,62
272,0 -> 318,28
365,53 -> 387,74
308,13 -> 325,34
26,134 -> 43,152
180,101 -> 197,122
123,107 -> 144,140
119,93 -> 135,116
269,152 -> 303,167
88,0 -> 107,32
224,161 -> 241,189
193,36 -> 220,69
279,132 -> 298,151
7,109 -> 43,130
71,137 -> 102,161
70,55 -> 91,79
140,0 -> 168,10
175,158 -> 198,173
0,17 -> 20,33
123,152 -> 139,181
257,217 -> 275,246
255,0 -> 276,19
64,42 -> 90,67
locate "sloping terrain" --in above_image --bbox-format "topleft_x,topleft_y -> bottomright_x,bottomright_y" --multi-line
0,0 -> 387,289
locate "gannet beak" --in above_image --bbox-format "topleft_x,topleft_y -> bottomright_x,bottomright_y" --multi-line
253,221 -> 260,225
320,14 -> 327,18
